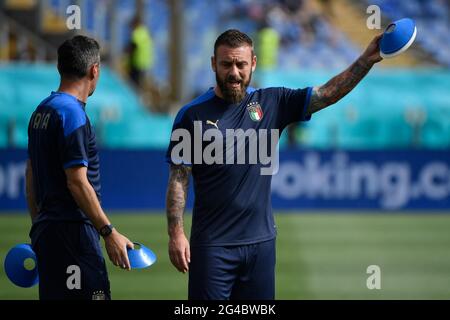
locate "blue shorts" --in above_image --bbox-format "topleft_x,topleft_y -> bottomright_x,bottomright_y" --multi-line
31,221 -> 111,300
188,239 -> 276,300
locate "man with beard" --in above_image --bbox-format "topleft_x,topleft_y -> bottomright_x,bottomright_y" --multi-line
165,29 -> 382,299
26,35 -> 133,299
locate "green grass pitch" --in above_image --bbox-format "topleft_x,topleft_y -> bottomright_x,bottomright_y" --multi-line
1,212 -> 450,299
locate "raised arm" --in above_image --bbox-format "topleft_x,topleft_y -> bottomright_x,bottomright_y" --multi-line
166,164 -> 192,273
307,34 -> 383,116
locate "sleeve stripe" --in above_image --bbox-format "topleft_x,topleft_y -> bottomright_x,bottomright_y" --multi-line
63,159 -> 88,169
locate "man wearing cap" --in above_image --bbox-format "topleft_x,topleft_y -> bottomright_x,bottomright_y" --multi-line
26,35 -> 133,300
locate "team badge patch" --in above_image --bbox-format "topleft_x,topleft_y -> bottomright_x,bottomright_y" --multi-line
247,102 -> 263,121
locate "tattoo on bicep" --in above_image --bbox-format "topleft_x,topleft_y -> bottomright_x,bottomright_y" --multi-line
166,165 -> 192,229
307,58 -> 372,115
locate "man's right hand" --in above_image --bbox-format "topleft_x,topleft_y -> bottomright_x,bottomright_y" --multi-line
168,232 -> 190,273
104,229 -> 134,270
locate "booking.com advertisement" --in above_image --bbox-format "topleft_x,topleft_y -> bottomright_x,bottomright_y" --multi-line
1,149 -> 449,211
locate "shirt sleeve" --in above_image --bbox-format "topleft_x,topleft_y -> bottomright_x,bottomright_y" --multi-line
275,86 -> 313,129
57,108 -> 89,169
165,106 -> 194,166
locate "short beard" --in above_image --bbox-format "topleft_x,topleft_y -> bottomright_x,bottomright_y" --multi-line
216,71 -> 252,104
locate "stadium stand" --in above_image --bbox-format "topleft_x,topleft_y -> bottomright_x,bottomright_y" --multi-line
262,68 -> 450,149
0,63 -> 173,148
1,63 -> 449,149
1,0 -> 449,149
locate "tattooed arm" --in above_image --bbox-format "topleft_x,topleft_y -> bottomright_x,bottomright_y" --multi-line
166,164 -> 192,273
307,34 -> 383,116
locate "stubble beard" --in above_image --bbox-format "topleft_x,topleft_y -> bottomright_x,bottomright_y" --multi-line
216,70 -> 252,104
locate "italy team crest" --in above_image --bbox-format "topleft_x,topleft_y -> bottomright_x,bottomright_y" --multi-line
247,102 -> 263,121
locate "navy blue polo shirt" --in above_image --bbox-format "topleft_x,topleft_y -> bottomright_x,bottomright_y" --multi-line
166,86 -> 312,246
27,91 -> 100,225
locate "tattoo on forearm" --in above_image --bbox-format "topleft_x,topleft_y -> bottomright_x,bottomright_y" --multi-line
308,57 -> 372,115
166,164 -> 191,234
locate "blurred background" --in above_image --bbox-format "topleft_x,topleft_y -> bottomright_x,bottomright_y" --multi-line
0,0 -> 450,299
